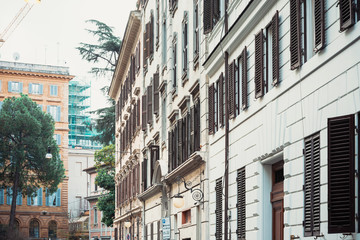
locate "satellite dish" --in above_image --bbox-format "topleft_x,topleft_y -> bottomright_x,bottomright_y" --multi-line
13,52 -> 20,61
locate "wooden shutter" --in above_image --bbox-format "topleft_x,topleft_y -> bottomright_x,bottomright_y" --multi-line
194,101 -> 201,151
328,114 -> 355,233
290,0 -> 301,70
314,0 -> 325,51
339,0 -> 355,31
241,47 -> 248,110
153,73 -> 160,115
304,133 -> 320,237
254,30 -> 264,98
228,60 -> 235,119
150,14 -> 154,56
203,0 -> 213,34
137,99 -> 141,128
142,158 -> 148,192
174,122 -> 178,169
215,179 -> 222,240
272,11 -> 280,86
178,119 -> 183,164
147,85 -> 153,124
209,84 -> 214,135
213,0 -> 220,22
190,106 -> 195,154
142,95 -> 147,131
150,222 -> 154,240
182,116 -> 188,161
218,73 -> 224,127
147,22 -> 151,59
157,220 -> 160,240
236,167 -> 246,239
168,131 -> 173,172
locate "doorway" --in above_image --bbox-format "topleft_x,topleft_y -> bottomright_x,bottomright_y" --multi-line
271,161 -> 284,240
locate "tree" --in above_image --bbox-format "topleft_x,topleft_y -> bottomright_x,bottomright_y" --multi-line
77,19 -> 120,145
94,144 -> 115,226
0,95 -> 65,237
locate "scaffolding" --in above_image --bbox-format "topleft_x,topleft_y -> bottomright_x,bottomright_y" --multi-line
68,78 -> 101,150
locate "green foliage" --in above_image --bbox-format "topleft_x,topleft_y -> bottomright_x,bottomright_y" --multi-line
90,104 -> 115,145
94,144 -> 115,226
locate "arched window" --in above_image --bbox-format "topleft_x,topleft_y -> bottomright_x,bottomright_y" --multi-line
14,219 -> 20,231
29,219 -> 39,238
48,220 -> 57,239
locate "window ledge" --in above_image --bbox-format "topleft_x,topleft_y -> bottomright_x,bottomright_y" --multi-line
137,183 -> 162,201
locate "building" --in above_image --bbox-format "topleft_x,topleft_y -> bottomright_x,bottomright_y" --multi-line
0,60 -> 74,239
83,165 -> 114,240
68,78 -> 101,150
203,0 -> 360,240
109,0 -> 208,240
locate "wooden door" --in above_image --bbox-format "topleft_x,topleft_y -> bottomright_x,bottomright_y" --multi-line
271,161 -> 284,240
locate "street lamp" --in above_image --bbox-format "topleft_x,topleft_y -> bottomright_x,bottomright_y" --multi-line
45,147 -> 52,159
173,194 -> 185,208
173,176 -> 204,208
124,221 -> 132,228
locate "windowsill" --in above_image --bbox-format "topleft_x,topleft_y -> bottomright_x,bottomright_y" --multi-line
171,88 -> 177,101
181,72 -> 188,86
162,65 -> 167,76
193,54 -> 199,70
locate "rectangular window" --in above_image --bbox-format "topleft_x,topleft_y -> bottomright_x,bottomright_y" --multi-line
6,188 -> 22,205
215,178 -> 222,240
29,83 -> 43,95
173,39 -> 177,88
194,2 -> 199,62
182,15 -> 188,80
162,18 -> 167,66
50,85 -> 58,96
209,84 -> 214,135
304,133 -> 320,236
47,105 -> 61,122
8,81 -> 23,93
182,209 -> 191,224
328,114 -> 355,233
46,188 -> 61,206
54,134 -> 61,145
94,208 -> 98,223
237,167 -> 246,239
214,81 -> 219,133
203,0 -> 221,34
339,0 -> 356,31
27,188 -> 42,206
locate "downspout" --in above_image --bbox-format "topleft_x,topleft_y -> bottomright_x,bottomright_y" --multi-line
142,200 -> 146,240
224,51 -> 229,240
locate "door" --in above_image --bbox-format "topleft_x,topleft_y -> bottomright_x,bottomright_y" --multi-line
271,161 -> 284,240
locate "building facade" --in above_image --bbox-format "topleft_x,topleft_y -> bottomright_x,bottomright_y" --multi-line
0,60 -> 73,239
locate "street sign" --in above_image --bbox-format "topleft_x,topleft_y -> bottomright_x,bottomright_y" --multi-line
161,217 -> 171,240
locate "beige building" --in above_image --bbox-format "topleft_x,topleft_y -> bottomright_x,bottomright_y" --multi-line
0,60 -> 73,239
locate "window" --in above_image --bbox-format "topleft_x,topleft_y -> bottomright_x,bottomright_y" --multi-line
54,134 -> 61,145
47,105 -> 61,122
0,189 -> 4,205
6,188 -> 22,205
203,0 -> 221,34
339,0 -> 357,31
208,75 -> 222,134
290,0 -> 324,70
327,114 -> 355,233
50,85 -> 58,96
147,85 -> 153,125
150,13 -> 154,59
304,133 -> 320,236
161,97 -> 167,142
254,12 -> 279,98
48,221 -> 57,239
0,101 -> 3,111
27,188 -> 42,206
215,178 -> 222,240
237,167 -> 246,239
94,208 -> 98,224
156,0 -> 160,48
172,35 -> 177,89
182,12 -> 189,80
182,209 -> 191,224
162,16 -> 167,66
29,219 -> 40,238
194,1 -> 199,62
29,83 -> 43,95
169,0 -> 178,15
46,188 -> 61,206
8,81 -> 23,93
153,73 -> 160,116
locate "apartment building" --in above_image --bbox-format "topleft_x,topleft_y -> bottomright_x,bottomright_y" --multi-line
0,60 -> 73,239
204,0 -> 360,240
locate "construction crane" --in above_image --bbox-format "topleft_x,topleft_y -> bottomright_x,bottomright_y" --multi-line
0,0 -> 40,49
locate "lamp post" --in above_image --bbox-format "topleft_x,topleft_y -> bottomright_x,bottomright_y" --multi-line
173,176 -> 204,208
45,147 -> 52,159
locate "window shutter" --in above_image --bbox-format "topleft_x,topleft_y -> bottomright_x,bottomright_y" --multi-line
213,0 -> 220,22
219,73 -> 224,127
142,95 -> 147,131
178,119 -> 183,164
203,0 -> 213,34
147,22 -> 151,60
190,106 -> 195,154
314,0 -> 325,51
272,11 -> 280,85
339,0 -> 355,31
56,189 -> 61,206
228,61 -> 235,119
137,99 -> 141,128
254,30 -> 264,99
0,189 -> 4,205
38,188 -> 42,206
328,114 -> 355,233
143,30 -> 147,67
56,106 -> 61,122
142,159 -> 148,191
150,222 -> 154,240
168,131 -> 173,172
241,47 -> 248,110
215,179 -> 222,240
153,73 -> 160,115
290,0 -> 301,70
209,84 -> 214,135
45,188 -> 49,206
147,85 -> 153,124
8,81 -> 12,92
304,134 -> 320,237
19,83 -> 23,93
194,101 -> 201,151
29,83 -> 33,94
39,84 -> 43,94
16,191 -> 22,205
236,167 -> 246,239
6,188 -> 12,205
174,122 -> 179,169
150,14 -> 154,56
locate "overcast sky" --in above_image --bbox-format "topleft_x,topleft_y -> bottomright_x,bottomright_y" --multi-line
0,0 -> 136,110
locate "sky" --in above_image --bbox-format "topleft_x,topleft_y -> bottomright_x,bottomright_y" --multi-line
0,0 -> 137,111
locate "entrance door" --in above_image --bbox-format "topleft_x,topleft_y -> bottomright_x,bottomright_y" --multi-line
271,161 -> 284,240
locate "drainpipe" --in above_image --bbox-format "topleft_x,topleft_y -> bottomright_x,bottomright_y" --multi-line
224,51 -> 229,240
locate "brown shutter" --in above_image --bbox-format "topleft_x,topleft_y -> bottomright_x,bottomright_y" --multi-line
150,222 -> 154,240
153,73 -> 160,115
254,30 -> 264,99
142,158 -> 148,192
142,94 -> 147,131
147,85 -> 153,124
143,30 -> 147,67
137,99 -> 141,128
174,122 -> 178,169
236,167 -> 245,239
339,0 -> 355,31
203,0 -> 213,34
290,0 -> 301,70
178,119 -> 183,165
168,131 -> 172,172
328,114 -> 355,233
209,84 -> 214,135
215,178 -> 222,240
213,0 -> 220,22
314,0 -> 325,51
157,220 -> 160,240
190,106 -> 195,154
272,11 -> 280,86
150,14 -> 154,56
241,47 -> 248,110
218,73 -> 224,127
228,60 -> 235,119
304,133 -> 320,237
194,101 -> 201,151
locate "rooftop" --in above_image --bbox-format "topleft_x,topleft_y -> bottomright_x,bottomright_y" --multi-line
0,60 -> 70,75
